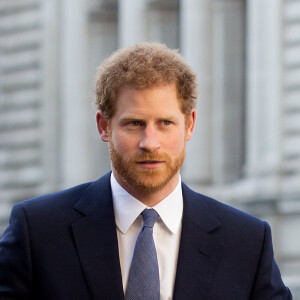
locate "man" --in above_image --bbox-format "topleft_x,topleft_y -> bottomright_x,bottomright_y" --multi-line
0,43 -> 292,299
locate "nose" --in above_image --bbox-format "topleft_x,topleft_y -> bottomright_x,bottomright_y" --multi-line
139,125 -> 160,151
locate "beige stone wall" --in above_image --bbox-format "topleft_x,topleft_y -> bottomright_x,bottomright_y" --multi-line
0,0 -> 299,296
0,0 -> 45,231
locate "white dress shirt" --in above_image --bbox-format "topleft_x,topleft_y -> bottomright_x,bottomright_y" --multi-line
111,173 -> 183,300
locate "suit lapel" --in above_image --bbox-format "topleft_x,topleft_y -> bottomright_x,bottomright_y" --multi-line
173,183 -> 224,300
72,173 -> 124,300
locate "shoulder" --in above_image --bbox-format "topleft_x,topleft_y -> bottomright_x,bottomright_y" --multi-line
11,172 -> 112,222
182,182 -> 266,236
15,181 -> 93,214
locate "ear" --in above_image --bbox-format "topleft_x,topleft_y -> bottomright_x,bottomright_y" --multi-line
185,109 -> 196,141
96,110 -> 109,142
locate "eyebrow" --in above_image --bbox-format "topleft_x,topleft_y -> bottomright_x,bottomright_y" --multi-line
119,117 -> 143,123
119,114 -> 179,121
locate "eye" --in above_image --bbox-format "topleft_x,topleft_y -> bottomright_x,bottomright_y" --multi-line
131,120 -> 141,126
162,120 -> 171,125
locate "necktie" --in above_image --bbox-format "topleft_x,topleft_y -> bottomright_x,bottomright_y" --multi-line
126,209 -> 160,300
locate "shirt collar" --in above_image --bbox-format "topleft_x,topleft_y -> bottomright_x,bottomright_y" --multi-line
111,172 -> 183,235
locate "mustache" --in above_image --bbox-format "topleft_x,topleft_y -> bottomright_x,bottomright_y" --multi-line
133,152 -> 169,162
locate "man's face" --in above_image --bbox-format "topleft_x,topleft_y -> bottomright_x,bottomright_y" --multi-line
97,84 -> 195,197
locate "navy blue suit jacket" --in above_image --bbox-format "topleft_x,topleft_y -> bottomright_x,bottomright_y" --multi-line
0,172 -> 292,299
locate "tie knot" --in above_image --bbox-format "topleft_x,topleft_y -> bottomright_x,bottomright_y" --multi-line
141,209 -> 159,228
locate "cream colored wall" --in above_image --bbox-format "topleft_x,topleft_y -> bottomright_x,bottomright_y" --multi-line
0,0 -> 299,295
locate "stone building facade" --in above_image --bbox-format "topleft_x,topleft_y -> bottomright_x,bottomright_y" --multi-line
0,0 -> 299,296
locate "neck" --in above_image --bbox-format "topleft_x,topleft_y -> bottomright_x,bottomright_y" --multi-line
113,172 -> 180,207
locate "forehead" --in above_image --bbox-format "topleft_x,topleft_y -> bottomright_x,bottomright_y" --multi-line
114,84 -> 182,114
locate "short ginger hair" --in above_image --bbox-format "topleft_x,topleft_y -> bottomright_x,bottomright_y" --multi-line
95,42 -> 197,119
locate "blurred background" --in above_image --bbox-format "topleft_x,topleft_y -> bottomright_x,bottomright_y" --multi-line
0,0 -> 300,296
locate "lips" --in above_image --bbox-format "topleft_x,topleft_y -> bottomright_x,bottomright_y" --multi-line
138,160 -> 162,164
137,160 -> 164,169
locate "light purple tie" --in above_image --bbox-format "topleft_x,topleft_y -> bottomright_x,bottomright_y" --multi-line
126,209 -> 160,300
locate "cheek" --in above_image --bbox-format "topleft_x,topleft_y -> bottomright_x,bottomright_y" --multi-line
111,132 -> 136,152
163,132 -> 186,152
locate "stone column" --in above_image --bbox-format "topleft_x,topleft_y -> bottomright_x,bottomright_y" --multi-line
88,0 -> 118,179
245,0 -> 282,187
147,0 -> 179,48
180,0 -> 213,185
211,0 -> 246,184
118,0 -> 148,47
41,0 -> 60,193
60,0 -> 92,188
